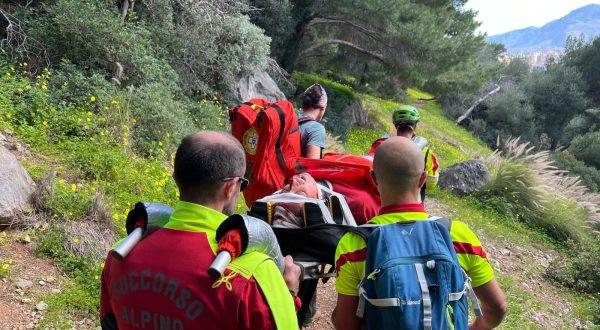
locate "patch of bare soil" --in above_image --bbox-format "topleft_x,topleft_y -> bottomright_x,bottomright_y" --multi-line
0,231 -> 66,329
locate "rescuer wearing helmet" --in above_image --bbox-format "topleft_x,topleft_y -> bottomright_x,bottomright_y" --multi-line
369,105 -> 439,202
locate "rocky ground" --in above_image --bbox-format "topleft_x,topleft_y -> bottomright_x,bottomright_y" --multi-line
0,234 -> 64,329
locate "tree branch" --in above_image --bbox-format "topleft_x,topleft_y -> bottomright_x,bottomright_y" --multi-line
297,39 -> 385,63
308,16 -> 389,47
455,77 -> 507,125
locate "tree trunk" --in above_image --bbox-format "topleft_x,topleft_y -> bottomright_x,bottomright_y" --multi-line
455,84 -> 501,125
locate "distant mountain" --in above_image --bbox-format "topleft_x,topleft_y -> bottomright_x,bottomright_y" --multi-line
487,4 -> 600,52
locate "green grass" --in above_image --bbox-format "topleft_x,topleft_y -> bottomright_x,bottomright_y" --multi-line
360,90 -> 490,167
429,190 -> 597,328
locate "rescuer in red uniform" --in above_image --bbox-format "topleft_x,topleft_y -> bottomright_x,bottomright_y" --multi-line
100,131 -> 301,330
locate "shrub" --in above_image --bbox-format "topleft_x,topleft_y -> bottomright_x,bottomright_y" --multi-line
546,236 -> 600,294
128,83 -> 198,155
480,138 -> 597,242
551,152 -> 600,192
570,131 -> 600,168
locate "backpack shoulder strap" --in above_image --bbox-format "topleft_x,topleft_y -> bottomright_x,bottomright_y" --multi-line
349,224 -> 380,241
298,115 -> 315,125
429,216 -> 452,231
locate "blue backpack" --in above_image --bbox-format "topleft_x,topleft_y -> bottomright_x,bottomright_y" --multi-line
351,218 -> 481,330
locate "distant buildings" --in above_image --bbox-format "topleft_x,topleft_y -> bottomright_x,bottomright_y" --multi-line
499,49 -> 564,67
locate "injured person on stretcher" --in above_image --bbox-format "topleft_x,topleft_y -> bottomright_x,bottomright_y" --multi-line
252,171 -> 380,228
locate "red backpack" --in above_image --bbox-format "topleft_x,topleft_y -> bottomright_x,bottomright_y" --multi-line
229,98 -> 302,206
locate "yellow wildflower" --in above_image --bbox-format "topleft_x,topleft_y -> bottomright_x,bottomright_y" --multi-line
1,264 -> 7,270
90,96 -> 96,102
71,183 -> 77,191
41,84 -> 47,91
73,238 -> 80,243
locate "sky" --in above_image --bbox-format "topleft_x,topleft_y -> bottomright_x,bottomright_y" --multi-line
465,0 -> 600,35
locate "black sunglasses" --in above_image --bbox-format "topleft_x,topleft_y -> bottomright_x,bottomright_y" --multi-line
222,176 -> 249,191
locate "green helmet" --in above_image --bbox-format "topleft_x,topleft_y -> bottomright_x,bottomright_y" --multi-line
392,105 -> 420,126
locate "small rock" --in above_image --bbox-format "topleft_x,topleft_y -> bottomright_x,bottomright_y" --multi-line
26,322 -> 35,329
51,288 -> 61,294
35,301 -> 48,311
38,280 -> 46,286
44,276 -> 56,283
21,297 -> 32,303
21,234 -> 31,243
500,248 -> 511,256
15,278 -> 34,290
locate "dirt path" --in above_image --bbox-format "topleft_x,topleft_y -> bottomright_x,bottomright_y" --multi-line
0,231 -> 66,329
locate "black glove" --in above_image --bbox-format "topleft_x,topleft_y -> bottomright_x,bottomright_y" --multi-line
125,202 -> 148,235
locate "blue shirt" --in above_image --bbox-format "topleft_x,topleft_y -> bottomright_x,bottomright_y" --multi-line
298,113 -> 326,157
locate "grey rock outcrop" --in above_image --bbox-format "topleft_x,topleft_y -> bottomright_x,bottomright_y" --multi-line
438,160 -> 489,196
0,146 -> 35,225
233,71 -> 286,103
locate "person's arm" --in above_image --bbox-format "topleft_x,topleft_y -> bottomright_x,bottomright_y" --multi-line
305,145 -> 322,159
425,149 -> 439,191
304,124 -> 326,159
332,294 -> 363,330
469,279 -> 507,330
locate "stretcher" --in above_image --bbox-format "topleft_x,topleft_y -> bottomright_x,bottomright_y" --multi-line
249,187 -> 358,325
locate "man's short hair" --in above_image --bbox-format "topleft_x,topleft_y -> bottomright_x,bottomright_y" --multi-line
396,123 -> 416,135
174,132 -> 245,192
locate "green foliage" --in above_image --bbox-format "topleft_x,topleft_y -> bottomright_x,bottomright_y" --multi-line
344,129 -> 386,155
33,0 -> 179,89
551,152 -> 600,192
248,0 -> 294,62
547,236 -> 600,294
479,141 -> 589,243
523,63 -> 590,149
280,0 -> 486,98
500,57 -> 531,83
563,36 -> 600,105
139,1 -> 270,95
570,131 -> 600,168
35,225 -> 101,328
424,42 -> 505,97
471,86 -> 539,146
293,72 -> 356,140
128,83 -> 197,155
478,160 -> 542,223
